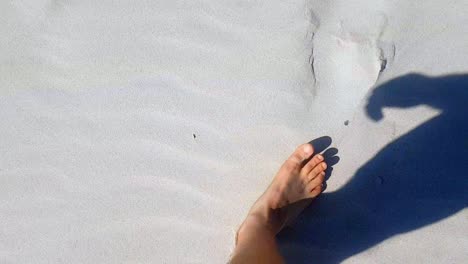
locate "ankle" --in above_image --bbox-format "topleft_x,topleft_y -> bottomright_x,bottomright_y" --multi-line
236,213 -> 273,245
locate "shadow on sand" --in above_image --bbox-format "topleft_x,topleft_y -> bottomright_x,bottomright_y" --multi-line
278,73 -> 468,263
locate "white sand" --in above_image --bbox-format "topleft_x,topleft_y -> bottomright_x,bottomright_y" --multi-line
1,0 -> 467,263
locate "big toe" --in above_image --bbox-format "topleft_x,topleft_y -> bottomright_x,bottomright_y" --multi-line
282,144 -> 314,172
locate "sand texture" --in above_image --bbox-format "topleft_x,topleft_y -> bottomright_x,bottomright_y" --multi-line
1,0 -> 467,263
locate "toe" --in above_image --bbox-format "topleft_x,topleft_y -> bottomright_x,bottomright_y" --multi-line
307,171 -> 325,192
301,154 -> 323,177
283,144 -> 314,172
308,184 -> 324,198
306,162 -> 327,181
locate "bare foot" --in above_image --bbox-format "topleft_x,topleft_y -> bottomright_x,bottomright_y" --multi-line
236,143 -> 327,243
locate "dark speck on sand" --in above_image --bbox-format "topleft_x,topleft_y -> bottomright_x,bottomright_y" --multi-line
344,120 -> 349,126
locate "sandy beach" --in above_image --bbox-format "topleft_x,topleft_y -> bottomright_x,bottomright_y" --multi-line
1,0 -> 467,263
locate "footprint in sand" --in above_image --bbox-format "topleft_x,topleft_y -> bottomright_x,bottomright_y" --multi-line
308,13 -> 395,129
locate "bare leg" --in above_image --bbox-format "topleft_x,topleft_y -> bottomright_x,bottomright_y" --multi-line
231,144 -> 327,263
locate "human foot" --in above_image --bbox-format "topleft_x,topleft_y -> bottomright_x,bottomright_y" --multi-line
237,144 -> 327,241
265,143 -> 326,209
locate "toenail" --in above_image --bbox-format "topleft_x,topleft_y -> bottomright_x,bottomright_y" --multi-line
303,144 -> 313,155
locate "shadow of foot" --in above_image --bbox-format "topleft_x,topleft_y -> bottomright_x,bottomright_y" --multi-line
278,73 -> 468,263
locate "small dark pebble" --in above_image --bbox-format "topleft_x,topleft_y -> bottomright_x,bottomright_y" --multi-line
193,134 -> 196,139
344,120 -> 349,126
